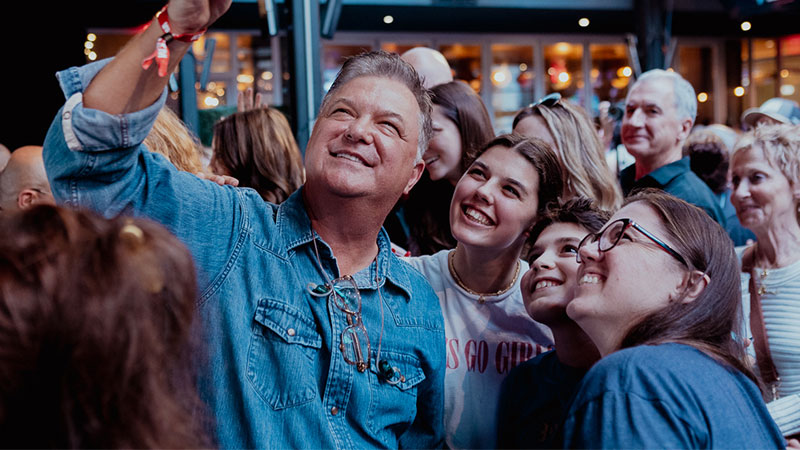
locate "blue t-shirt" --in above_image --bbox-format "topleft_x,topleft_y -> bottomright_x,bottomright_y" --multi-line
497,350 -> 587,449
563,343 -> 785,449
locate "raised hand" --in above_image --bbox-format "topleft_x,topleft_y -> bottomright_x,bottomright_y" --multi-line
238,87 -> 264,112
166,0 -> 233,35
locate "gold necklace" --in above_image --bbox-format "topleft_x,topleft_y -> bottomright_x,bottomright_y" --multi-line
447,250 -> 521,304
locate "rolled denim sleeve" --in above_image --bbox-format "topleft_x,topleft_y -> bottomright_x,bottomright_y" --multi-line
43,58 -> 245,294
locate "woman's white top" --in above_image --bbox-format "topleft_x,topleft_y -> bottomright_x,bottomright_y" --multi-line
405,249 -> 554,449
737,245 -> 800,436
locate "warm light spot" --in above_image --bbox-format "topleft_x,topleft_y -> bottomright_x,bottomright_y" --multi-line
617,66 -> 632,78
666,68 -> 675,72
734,86 -> 745,97
207,82 -> 217,91
262,71 -> 274,80
697,92 -> 708,103
383,15 -> 394,24
237,74 -> 254,84
84,41 -> 94,49
493,71 -> 506,84
547,67 -> 556,76
88,51 -> 97,61
555,42 -> 571,54
781,84 -> 795,96
741,21 -> 752,31
87,33 -> 97,42
781,69 -> 790,78
216,88 -> 225,96
469,79 -> 481,91
590,68 -> 599,80
84,48 -> 91,56
558,72 -> 570,83
578,17 -> 590,27
519,63 -> 528,72
491,65 -> 512,88
766,40 -> 774,49
204,96 -> 220,107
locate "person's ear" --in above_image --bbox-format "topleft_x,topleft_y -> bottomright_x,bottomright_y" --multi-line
673,270 -> 710,304
17,189 -> 39,210
402,160 -> 425,196
676,117 -> 694,143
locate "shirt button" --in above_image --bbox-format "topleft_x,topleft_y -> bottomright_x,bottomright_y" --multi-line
287,328 -> 296,336
63,111 -> 71,120
330,406 -> 339,416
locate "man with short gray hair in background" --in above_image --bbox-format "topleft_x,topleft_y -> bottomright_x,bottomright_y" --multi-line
619,69 -> 726,226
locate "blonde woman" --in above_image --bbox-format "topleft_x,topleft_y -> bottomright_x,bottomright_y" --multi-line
513,94 -> 622,211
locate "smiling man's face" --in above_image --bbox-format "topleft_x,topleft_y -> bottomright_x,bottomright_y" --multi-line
303,76 -> 424,203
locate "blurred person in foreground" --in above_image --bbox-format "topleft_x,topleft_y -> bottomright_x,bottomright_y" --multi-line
619,69 -> 726,226
730,123 -> 800,443
0,145 -> 54,214
0,205 -> 210,448
42,0 -> 444,447
497,197 -> 608,449
562,189 -> 784,448
683,127 -> 755,246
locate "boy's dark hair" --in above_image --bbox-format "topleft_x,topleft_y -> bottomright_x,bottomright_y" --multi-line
525,197 -> 611,264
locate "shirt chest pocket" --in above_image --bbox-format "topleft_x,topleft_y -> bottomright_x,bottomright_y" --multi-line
247,298 -> 322,410
366,349 -> 427,439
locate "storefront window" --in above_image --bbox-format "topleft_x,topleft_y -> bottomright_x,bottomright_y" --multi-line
544,42 -> 583,105
322,44 -> 374,92
490,44 -> 534,134
440,44 -> 482,93
589,43 -> 631,115
746,38 -> 779,107
676,45 -> 714,126
780,35 -> 800,104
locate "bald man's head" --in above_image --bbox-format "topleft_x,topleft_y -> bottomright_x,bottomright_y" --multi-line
0,146 -> 54,213
400,47 -> 453,89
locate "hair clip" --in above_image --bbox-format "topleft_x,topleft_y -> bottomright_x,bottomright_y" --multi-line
119,221 -> 146,246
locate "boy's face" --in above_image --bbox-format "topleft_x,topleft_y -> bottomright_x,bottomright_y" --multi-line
521,222 -> 589,325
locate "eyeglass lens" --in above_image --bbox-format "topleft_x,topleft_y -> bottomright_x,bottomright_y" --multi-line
340,323 -> 370,371
331,276 -> 361,315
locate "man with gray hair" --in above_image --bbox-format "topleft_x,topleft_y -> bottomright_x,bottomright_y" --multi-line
42,1 -> 444,448
619,69 -> 726,226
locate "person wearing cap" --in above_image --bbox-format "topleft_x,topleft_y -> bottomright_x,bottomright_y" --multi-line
741,97 -> 800,130
619,69 -> 726,227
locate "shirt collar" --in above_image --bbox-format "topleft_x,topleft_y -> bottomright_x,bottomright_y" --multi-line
276,187 -> 413,300
646,156 -> 691,187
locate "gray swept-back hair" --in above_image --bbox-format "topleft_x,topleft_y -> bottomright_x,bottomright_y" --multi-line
629,69 -> 697,124
320,50 -> 433,162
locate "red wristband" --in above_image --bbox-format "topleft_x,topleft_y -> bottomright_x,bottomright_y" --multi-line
141,6 -> 206,77
155,5 -> 206,43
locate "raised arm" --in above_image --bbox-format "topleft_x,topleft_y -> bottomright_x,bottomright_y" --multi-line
84,0 -> 231,115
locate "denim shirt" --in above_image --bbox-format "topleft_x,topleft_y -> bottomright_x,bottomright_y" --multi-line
43,58 -> 446,449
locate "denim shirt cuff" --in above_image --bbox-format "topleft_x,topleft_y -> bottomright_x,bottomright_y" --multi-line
55,57 -> 167,152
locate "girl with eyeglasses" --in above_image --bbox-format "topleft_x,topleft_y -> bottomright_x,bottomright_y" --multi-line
561,188 -> 784,448
404,133 -> 562,449
513,94 -> 622,212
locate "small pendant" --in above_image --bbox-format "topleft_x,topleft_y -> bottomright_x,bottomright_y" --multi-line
478,295 -> 485,304
761,269 -> 768,279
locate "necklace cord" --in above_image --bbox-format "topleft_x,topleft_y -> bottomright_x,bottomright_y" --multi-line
448,250 -> 521,299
